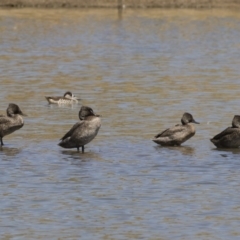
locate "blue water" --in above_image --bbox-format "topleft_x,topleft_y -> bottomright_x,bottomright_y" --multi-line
0,8 -> 240,239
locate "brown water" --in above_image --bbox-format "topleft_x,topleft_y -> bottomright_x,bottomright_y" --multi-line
0,8 -> 240,239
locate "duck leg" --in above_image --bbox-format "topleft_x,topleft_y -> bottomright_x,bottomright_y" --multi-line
82,146 -> 84,153
77,147 -> 79,152
0,137 -> 3,146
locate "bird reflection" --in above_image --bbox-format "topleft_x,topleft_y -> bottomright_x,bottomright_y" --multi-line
212,147 -> 240,155
46,103 -> 77,110
60,149 -> 102,162
0,146 -> 22,157
154,145 -> 195,156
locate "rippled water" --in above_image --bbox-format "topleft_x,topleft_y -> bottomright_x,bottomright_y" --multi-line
0,8 -> 240,239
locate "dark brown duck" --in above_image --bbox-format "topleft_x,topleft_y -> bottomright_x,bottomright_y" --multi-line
210,115 -> 240,148
58,106 -> 101,153
0,103 -> 26,146
153,112 -> 199,146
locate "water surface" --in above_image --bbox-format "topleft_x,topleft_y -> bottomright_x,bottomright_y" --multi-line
0,8 -> 240,239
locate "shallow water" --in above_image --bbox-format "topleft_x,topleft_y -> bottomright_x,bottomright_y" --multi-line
0,8 -> 240,239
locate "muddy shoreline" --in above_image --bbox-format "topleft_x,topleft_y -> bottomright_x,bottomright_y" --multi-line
1,0 -> 240,8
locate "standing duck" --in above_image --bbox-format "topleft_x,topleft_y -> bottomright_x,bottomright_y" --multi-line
210,115 -> 240,148
45,91 -> 80,104
153,112 -> 199,146
58,106 -> 101,153
0,103 -> 26,146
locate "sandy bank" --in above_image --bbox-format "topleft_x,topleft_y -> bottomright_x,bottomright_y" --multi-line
0,0 -> 240,8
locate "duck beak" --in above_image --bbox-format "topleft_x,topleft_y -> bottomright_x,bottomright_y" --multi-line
72,96 -> 81,101
20,112 -> 27,116
192,119 -> 199,124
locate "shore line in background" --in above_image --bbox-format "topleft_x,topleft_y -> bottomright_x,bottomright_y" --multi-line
1,0 -> 240,9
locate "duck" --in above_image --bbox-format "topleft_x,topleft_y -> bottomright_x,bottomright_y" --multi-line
58,106 -> 101,153
152,112 -> 199,146
210,115 -> 240,148
0,103 -> 26,146
45,91 -> 81,104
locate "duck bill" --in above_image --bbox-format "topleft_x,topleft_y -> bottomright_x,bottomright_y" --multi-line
192,119 -> 199,124
20,112 -> 27,116
72,97 -> 81,101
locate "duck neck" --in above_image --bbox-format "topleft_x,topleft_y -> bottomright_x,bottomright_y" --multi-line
181,119 -> 187,125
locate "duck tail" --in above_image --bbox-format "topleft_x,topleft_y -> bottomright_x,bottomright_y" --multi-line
58,138 -> 76,149
152,138 -> 162,145
45,97 -> 51,103
210,138 -> 218,147
210,138 -> 216,144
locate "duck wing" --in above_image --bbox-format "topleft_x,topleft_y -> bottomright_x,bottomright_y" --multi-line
154,124 -> 184,138
60,121 -> 84,140
211,127 -> 236,140
0,116 -> 10,125
45,96 -> 61,101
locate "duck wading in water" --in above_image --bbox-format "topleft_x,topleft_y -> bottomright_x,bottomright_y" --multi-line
58,106 -> 101,153
153,112 -> 199,146
0,103 -> 27,146
210,115 -> 240,148
45,91 -> 81,105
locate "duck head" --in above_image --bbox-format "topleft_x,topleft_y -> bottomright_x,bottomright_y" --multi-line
64,91 -> 80,101
181,112 -> 199,125
232,115 -> 240,128
7,103 -> 27,117
79,106 -> 97,120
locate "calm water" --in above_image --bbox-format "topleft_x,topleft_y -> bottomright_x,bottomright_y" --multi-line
0,8 -> 240,239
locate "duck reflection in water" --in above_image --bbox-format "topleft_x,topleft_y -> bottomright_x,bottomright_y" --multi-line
153,112 -> 199,146
154,145 -> 195,156
61,149 -> 102,163
58,106 -> 101,153
210,115 -> 240,148
0,103 -> 27,146
0,146 -> 22,157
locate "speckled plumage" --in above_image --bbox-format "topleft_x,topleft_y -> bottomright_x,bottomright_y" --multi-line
0,103 -> 26,146
153,112 -> 199,146
210,115 -> 240,148
58,106 -> 101,153
45,91 -> 80,104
